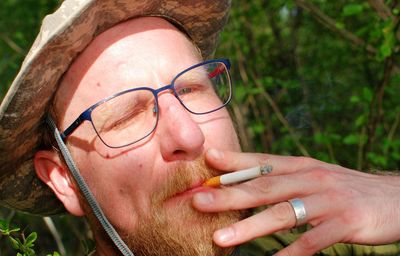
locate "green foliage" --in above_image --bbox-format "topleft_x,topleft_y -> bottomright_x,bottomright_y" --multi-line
342,4 -> 365,17
0,218 -> 59,256
0,0 -> 61,100
0,0 -> 399,255
0,218 -> 20,235
217,0 -> 400,171
82,238 -> 96,255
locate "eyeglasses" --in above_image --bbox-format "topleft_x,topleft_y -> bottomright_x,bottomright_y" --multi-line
60,58 -> 232,148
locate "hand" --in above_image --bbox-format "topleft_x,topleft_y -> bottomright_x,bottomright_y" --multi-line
192,149 -> 400,256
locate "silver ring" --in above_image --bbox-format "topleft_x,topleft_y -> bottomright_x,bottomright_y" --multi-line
288,198 -> 307,227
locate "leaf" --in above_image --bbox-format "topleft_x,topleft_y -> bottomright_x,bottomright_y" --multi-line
335,22 -> 345,29
24,232 -> 37,248
367,152 -> 388,167
0,219 -> 12,235
25,247 -> 35,256
314,132 -> 330,144
379,43 -> 392,58
0,219 -> 20,235
350,95 -> 360,103
47,252 -> 61,256
355,114 -> 366,127
343,4 -> 364,16
8,236 -> 22,250
234,85 -> 246,102
343,134 -> 359,145
251,121 -> 265,134
9,227 -> 21,233
248,87 -> 264,95
362,87 -> 373,102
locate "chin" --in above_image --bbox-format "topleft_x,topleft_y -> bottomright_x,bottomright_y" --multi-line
125,201 -> 241,256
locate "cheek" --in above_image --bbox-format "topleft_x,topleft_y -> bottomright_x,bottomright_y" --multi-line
70,146 -> 157,228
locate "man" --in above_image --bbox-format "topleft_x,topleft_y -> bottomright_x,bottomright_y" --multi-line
1,1 -> 400,256
1,1 -> 241,255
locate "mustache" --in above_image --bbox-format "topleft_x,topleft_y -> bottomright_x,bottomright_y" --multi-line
152,158 -> 221,204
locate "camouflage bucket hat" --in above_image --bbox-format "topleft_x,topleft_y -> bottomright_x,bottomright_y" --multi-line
0,0 -> 231,215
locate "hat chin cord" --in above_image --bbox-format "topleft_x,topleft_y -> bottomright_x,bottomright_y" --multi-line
46,116 -> 134,256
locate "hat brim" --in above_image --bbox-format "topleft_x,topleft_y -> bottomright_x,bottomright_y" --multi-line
0,0 -> 230,215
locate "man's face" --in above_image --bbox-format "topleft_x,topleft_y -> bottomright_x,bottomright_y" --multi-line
54,17 -> 241,255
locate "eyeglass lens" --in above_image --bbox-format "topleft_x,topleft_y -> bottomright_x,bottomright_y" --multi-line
90,61 -> 231,147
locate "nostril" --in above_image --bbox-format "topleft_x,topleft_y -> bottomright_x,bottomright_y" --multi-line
173,149 -> 185,155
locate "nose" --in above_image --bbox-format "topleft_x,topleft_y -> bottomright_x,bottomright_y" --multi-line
156,93 -> 205,161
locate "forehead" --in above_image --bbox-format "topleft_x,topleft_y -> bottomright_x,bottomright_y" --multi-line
55,17 -> 202,127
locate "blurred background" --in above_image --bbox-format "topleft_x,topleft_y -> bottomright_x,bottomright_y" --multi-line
1,0 -> 399,255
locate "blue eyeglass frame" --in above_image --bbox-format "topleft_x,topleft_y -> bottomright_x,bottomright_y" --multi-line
59,58 -> 232,148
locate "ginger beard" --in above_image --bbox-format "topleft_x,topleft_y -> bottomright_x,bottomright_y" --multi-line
121,159 -> 244,256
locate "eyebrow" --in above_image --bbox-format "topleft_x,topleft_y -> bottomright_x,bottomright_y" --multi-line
176,67 -> 209,84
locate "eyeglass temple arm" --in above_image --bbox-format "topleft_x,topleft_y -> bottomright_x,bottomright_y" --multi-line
60,111 -> 91,140
207,60 -> 231,79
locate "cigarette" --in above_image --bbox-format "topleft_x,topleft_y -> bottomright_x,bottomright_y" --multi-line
203,165 -> 272,187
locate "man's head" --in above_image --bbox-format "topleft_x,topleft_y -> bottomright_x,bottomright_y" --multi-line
33,16 -> 242,255
0,1 -> 246,254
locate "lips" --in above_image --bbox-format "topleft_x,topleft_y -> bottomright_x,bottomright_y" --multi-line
172,180 -> 207,198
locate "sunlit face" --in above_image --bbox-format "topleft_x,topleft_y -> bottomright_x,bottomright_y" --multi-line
54,17 -> 241,255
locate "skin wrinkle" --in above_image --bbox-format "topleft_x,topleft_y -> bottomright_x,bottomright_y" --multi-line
45,17 -> 242,256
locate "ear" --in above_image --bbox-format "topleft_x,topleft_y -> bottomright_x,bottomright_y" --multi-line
34,150 -> 85,216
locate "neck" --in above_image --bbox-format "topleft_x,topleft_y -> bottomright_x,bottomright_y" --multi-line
91,232 -> 122,256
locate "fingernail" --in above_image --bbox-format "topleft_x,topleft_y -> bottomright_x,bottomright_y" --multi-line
193,192 -> 214,205
207,148 -> 222,160
215,227 -> 235,244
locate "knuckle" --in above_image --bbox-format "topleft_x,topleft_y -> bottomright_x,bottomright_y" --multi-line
269,203 -> 295,226
305,167 -> 334,184
297,156 -> 317,167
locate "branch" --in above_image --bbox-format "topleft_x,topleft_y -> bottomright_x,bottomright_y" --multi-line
43,217 -> 66,255
357,127 -> 367,170
251,71 -> 310,157
368,0 -> 393,20
234,41 -> 310,156
363,56 -> 394,168
235,44 -> 255,151
294,0 -> 377,55
369,0 -> 400,42
386,112 -> 400,152
0,33 -> 24,55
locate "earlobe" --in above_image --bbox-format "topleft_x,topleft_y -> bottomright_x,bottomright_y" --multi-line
34,150 -> 85,216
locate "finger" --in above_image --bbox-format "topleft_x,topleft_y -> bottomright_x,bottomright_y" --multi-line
212,201 -> 298,247
275,220 -> 345,256
194,173 -> 331,212
205,148 -> 321,175
193,176 -> 297,211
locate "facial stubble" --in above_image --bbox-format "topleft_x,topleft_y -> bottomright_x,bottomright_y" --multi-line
121,160 -> 244,256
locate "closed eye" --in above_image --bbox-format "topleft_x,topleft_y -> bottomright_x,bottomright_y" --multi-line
102,106 -> 146,132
